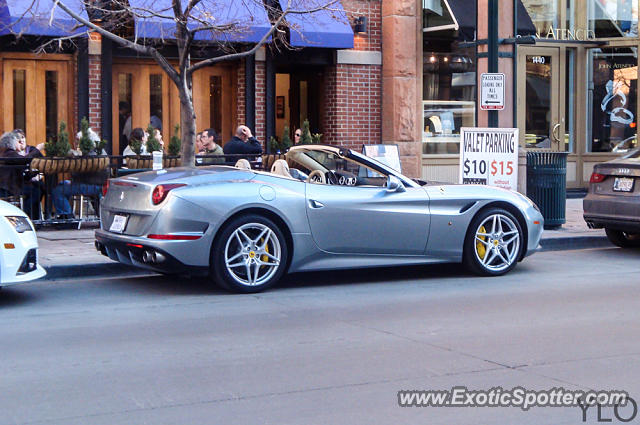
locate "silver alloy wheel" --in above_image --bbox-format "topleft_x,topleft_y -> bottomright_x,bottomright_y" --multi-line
224,222 -> 282,286
473,213 -> 520,272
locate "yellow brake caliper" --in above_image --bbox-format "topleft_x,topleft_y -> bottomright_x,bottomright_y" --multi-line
261,238 -> 269,266
476,226 -> 487,259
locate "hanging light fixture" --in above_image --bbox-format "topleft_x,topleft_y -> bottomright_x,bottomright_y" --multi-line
354,16 -> 367,34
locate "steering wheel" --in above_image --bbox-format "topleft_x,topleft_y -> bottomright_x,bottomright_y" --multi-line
307,170 -> 326,184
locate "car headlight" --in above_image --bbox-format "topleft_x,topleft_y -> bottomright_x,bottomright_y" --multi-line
5,216 -> 33,233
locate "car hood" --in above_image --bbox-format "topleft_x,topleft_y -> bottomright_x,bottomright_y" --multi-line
117,166 -> 255,186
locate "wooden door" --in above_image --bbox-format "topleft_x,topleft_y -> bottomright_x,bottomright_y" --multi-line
112,61 -> 233,153
192,66 -> 233,143
2,58 -> 72,146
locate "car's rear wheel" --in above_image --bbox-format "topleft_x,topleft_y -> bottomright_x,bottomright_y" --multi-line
605,228 -> 640,248
463,208 -> 523,276
212,214 -> 288,293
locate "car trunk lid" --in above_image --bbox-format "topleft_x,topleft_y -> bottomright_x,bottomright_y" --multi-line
101,167 -> 254,235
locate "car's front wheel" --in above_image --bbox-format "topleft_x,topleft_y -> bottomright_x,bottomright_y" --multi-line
463,208 -> 523,276
212,214 -> 289,293
605,228 -> 640,248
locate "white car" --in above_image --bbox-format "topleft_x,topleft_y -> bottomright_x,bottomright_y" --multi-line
0,200 -> 46,286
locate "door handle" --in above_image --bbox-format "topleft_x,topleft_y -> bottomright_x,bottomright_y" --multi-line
552,123 -> 561,144
308,200 -> 324,209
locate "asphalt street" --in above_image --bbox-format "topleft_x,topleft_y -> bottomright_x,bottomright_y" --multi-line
1,247 -> 640,425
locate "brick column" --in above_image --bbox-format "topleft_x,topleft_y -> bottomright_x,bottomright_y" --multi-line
322,63 -> 381,151
237,59 -> 246,129
87,32 -> 102,135
321,0 -> 383,151
381,0 -> 420,178
254,53 -> 266,143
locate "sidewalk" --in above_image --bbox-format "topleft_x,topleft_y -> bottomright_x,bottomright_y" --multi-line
36,198 -> 609,281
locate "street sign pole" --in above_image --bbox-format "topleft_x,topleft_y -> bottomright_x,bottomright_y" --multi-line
488,0 -> 499,128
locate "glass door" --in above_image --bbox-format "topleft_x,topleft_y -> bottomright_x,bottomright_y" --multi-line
517,47 -> 567,151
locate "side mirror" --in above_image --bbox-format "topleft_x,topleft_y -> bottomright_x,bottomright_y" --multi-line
386,175 -> 406,193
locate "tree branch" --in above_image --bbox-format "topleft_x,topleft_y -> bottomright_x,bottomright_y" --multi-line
53,0 -> 181,86
186,0 -> 293,74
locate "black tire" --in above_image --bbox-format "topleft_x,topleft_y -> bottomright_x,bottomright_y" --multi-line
605,228 -> 640,248
463,207 -> 524,276
211,214 -> 289,293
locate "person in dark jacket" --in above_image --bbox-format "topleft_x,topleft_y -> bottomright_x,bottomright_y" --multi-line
223,126 -> 263,161
0,131 -> 41,219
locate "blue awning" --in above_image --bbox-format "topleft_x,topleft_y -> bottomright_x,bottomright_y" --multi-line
0,0 -> 88,36
129,0 -> 272,43
278,0 -> 353,48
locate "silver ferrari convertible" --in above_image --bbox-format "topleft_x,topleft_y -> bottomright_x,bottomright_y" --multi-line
95,144 -> 544,292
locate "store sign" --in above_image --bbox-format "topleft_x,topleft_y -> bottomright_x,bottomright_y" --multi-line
480,73 -> 505,110
459,128 -> 519,191
537,26 -> 596,41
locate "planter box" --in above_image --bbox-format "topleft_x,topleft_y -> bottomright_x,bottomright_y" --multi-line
30,156 -> 109,175
126,156 -> 181,169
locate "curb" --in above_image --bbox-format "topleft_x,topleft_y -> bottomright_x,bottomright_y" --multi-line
40,235 -> 613,281
539,235 -> 612,252
43,262 -> 156,281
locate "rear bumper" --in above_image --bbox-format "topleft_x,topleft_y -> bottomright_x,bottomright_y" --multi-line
94,230 -> 209,276
583,193 -> 640,232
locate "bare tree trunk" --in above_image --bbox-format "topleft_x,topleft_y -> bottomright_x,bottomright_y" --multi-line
178,73 -> 196,168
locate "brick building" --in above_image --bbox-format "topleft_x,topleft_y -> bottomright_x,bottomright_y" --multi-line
2,0 -> 639,186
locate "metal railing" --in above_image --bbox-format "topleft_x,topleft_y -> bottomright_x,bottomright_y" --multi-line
0,153 -> 284,227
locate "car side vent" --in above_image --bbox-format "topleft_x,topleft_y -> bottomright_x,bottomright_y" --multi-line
459,202 -> 477,214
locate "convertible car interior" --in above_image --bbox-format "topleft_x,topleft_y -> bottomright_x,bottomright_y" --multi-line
242,146 -> 389,187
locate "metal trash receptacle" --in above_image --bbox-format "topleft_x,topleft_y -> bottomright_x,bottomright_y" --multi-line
526,151 -> 568,229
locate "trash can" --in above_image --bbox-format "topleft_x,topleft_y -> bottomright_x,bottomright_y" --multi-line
526,151 -> 568,229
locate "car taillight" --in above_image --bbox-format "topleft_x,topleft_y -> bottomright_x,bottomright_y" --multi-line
151,184 -> 186,205
590,172 -> 606,183
102,179 -> 110,197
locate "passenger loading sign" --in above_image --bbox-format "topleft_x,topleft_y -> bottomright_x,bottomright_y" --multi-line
480,73 -> 505,110
459,127 -> 519,191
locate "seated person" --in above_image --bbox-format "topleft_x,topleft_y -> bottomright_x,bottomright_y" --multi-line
0,131 -> 41,219
52,127 -> 108,219
198,128 -> 224,165
223,125 -> 263,161
123,128 -> 148,157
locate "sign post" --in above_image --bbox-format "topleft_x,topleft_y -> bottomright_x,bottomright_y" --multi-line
480,73 -> 505,111
459,127 -> 519,191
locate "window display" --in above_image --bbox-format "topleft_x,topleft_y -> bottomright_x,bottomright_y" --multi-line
422,47 -> 476,155
588,48 -> 637,152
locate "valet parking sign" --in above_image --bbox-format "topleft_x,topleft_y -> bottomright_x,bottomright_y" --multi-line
459,127 -> 519,191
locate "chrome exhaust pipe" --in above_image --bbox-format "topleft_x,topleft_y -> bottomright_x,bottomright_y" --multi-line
152,252 -> 166,263
142,250 -> 153,263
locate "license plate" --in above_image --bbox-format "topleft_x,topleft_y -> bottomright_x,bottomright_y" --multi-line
109,214 -> 128,233
613,177 -> 634,192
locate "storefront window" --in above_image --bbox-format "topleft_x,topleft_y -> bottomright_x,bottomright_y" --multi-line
588,48 -> 637,152
521,0 -> 561,36
423,0 -> 457,31
149,74 -> 163,132
13,69 -> 26,132
209,76 -> 222,140
588,0 -> 638,38
423,45 -> 476,154
45,71 -> 58,143
117,73 -> 132,154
